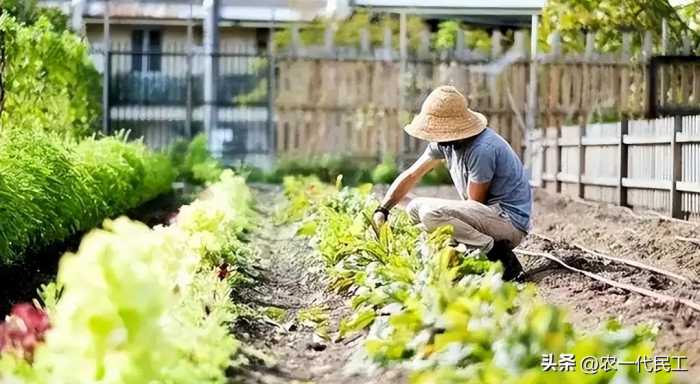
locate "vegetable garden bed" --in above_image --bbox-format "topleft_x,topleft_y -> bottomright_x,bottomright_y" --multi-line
0,172 -> 695,383
0,170 -> 256,382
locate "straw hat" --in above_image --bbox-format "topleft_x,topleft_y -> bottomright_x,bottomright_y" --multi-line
404,86 -> 487,142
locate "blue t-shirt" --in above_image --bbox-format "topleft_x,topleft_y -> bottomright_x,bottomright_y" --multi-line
425,128 -> 532,232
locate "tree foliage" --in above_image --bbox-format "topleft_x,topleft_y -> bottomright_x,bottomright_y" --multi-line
274,10 -> 428,52
0,0 -> 68,31
540,0 -> 699,53
433,20 -> 501,53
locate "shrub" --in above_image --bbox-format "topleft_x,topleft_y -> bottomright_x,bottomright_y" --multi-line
169,134 -> 223,185
370,155 -> 400,184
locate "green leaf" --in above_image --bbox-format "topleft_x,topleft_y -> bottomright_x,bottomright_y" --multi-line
296,221 -> 318,237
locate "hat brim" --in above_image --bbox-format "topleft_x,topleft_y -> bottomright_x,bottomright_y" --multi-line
403,109 -> 487,142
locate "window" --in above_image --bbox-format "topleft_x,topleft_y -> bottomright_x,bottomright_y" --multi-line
131,29 -> 162,72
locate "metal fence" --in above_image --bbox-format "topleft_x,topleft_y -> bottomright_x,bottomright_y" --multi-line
530,115 -> 700,221
97,44 -> 274,166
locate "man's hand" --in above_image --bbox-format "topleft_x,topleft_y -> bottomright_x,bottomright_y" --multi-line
372,211 -> 387,227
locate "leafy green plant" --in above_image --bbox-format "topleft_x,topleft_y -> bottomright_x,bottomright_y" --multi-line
0,170 -> 255,383
0,14 -> 100,138
283,177 -> 672,383
0,129 -> 175,265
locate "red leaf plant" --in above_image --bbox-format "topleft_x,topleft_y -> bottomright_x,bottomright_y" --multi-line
0,303 -> 50,361
218,262 -> 230,280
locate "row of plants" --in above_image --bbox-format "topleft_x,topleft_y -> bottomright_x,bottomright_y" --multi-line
0,170 -> 255,383
243,154 -> 452,186
0,129 -> 175,265
283,176 -> 671,383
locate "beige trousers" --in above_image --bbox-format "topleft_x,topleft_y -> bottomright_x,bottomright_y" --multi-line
406,197 -> 525,252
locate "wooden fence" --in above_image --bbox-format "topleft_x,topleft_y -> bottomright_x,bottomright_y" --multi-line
530,115 -> 700,220
273,27 -> 700,161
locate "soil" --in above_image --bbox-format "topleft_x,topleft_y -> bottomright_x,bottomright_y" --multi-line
525,189 -> 700,380
407,185 -> 700,380
231,185 -> 405,384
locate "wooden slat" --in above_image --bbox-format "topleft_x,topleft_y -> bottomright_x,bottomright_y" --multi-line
622,178 -> 673,190
542,138 -> 559,147
623,135 -> 673,145
581,136 -> 619,146
557,172 -> 578,183
557,138 -> 578,147
676,133 -> 700,143
581,176 -> 619,187
542,173 -> 557,182
677,181 -> 700,193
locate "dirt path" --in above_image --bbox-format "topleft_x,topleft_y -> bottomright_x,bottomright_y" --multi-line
409,186 -> 700,378
231,185 -> 403,384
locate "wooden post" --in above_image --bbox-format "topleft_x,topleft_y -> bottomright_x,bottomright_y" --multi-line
642,31 -> 654,59
620,33 -> 631,113
382,25 -> 392,61
418,30 -> 430,59
455,27 -> 465,56
491,30 -> 503,58
101,2 -> 110,135
290,25 -> 301,56
554,127 -> 562,193
618,119 -> 629,206
584,32 -> 595,59
359,28 -> 370,55
647,57 -> 658,119
324,25 -> 335,57
577,121 -> 585,198
670,115 -> 683,218
539,132 -> 546,188
526,14 -> 540,174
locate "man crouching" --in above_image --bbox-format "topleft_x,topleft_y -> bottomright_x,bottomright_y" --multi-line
373,85 -> 532,281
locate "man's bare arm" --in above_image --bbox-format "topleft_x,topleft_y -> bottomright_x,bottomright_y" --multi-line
467,180 -> 490,204
379,152 -> 441,209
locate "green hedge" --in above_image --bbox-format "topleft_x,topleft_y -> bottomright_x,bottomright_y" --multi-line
0,130 -> 175,265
